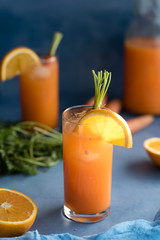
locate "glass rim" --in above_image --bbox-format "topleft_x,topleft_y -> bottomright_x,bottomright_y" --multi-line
62,104 -> 106,125
32,48 -> 58,63
41,56 -> 57,64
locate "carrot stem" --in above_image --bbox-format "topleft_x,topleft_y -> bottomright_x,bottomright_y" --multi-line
106,99 -> 122,113
92,70 -> 111,109
127,115 -> 154,134
49,32 -> 63,56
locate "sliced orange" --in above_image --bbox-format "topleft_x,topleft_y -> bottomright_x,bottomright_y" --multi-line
0,47 -> 41,81
144,137 -> 160,166
0,188 -> 37,237
76,108 -> 132,148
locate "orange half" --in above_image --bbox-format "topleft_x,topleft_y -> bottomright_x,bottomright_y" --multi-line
0,188 -> 37,237
144,137 -> 160,166
76,108 -> 132,148
0,47 -> 41,81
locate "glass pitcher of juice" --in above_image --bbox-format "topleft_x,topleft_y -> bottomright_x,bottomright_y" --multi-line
123,0 -> 160,114
19,56 -> 59,129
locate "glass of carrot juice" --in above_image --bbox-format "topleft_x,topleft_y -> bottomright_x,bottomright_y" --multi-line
62,70 -> 132,223
19,56 -> 59,129
62,105 -> 113,223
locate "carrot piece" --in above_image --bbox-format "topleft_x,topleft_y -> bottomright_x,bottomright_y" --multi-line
127,115 -> 154,134
106,98 -> 122,113
85,95 -> 107,106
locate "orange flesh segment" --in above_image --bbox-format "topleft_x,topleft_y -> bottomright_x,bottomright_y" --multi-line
0,190 -> 34,222
148,141 -> 160,151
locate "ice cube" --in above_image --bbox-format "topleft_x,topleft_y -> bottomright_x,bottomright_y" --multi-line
30,66 -> 50,80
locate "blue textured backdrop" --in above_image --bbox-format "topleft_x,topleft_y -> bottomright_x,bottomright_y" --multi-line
0,0 -> 133,121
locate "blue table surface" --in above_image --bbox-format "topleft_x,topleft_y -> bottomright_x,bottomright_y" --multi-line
1,113 -> 160,237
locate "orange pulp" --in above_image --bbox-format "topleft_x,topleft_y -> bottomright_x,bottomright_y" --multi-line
63,121 -> 113,214
123,37 -> 160,114
19,56 -> 59,128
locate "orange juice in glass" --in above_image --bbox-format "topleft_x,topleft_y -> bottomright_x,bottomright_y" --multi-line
62,71 -> 132,223
19,56 -> 59,128
19,32 -> 63,129
63,105 -> 113,222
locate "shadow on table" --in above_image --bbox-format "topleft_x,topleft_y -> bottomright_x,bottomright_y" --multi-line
33,205 -> 79,234
125,158 -> 160,181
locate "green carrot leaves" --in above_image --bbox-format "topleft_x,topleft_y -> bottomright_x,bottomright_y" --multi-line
0,121 -> 62,175
49,32 -> 63,56
92,70 -> 111,109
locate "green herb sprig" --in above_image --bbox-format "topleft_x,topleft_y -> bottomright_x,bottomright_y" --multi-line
92,70 -> 111,109
0,121 -> 62,175
49,32 -> 63,56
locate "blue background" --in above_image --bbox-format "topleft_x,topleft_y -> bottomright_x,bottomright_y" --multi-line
0,0 -> 133,121
1,2 -> 160,238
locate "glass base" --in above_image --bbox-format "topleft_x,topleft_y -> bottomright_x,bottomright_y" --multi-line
63,205 -> 110,223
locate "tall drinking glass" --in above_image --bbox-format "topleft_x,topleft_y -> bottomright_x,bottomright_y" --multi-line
19,56 -> 59,129
62,105 -> 113,223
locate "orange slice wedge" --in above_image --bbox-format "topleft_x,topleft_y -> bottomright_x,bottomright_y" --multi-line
0,188 -> 37,237
144,137 -> 160,166
76,108 -> 132,148
0,47 -> 41,81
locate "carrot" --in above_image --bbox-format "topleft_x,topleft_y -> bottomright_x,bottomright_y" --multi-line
106,98 -> 122,113
85,95 -> 107,106
85,97 -> 122,113
127,115 -> 154,134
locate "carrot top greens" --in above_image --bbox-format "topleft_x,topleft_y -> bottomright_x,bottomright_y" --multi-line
49,32 -> 63,56
0,121 -> 62,175
92,70 -> 111,109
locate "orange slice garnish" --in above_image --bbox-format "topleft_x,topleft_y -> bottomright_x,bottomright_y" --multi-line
76,108 -> 132,148
0,47 -> 41,81
144,137 -> 160,166
0,188 -> 37,237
